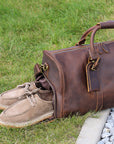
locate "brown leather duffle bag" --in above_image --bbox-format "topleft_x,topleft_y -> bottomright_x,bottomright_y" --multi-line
34,21 -> 114,118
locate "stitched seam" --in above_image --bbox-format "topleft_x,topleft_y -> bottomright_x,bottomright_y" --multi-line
43,51 -> 65,118
50,41 -> 113,54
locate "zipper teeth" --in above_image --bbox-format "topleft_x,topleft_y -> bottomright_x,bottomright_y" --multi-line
43,73 -> 56,118
51,45 -> 87,54
50,41 -> 113,54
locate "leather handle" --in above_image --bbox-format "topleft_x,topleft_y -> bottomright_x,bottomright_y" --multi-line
77,21 -> 114,46
90,21 -> 114,59
76,25 -> 96,45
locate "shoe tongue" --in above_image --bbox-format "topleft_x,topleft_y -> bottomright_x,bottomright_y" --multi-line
28,82 -> 37,91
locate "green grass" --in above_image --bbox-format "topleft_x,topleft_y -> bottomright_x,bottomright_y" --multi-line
0,0 -> 114,143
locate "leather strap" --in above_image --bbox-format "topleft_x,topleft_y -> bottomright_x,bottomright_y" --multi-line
77,21 -> 114,59
95,91 -> 104,112
89,25 -> 101,59
76,25 -> 96,45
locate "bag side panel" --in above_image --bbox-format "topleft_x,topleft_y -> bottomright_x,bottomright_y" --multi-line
42,51 -> 65,118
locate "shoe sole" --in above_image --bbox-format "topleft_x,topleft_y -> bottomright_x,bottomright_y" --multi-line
0,110 -> 54,128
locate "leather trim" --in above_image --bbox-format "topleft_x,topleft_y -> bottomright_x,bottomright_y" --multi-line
43,50 -> 65,118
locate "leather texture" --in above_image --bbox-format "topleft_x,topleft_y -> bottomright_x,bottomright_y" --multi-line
35,21 -> 114,118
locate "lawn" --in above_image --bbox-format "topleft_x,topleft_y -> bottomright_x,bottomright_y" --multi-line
0,0 -> 114,143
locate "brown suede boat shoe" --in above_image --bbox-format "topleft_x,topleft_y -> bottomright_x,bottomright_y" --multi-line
0,82 -> 37,109
0,89 -> 54,128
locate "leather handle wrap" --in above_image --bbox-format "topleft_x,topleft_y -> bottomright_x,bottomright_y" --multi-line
99,20 -> 114,29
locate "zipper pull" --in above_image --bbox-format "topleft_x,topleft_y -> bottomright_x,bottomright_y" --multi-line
39,63 -> 49,73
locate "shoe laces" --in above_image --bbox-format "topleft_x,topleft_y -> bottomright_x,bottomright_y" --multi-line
17,83 -> 40,107
1,83 -> 32,97
17,82 -> 31,89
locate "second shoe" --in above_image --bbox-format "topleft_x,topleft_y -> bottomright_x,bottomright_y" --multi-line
0,82 -> 37,109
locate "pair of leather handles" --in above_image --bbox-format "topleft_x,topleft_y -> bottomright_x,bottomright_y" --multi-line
77,21 -> 114,59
